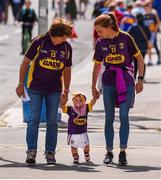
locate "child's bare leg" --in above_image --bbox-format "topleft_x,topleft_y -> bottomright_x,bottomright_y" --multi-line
71,147 -> 79,164
84,145 -> 90,162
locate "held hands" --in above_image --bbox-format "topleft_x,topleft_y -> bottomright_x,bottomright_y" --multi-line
135,80 -> 143,94
92,87 -> 100,99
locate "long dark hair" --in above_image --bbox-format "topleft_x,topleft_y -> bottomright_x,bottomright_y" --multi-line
94,12 -> 119,31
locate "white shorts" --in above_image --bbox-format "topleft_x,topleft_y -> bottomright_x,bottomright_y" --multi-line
67,133 -> 89,148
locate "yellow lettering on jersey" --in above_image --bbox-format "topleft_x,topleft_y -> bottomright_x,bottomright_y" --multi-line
73,118 -> 86,125
39,58 -> 64,70
51,52 -> 56,58
111,47 -> 116,52
105,53 -> 125,64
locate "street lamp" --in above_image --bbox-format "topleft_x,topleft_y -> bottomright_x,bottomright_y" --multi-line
38,0 -> 48,34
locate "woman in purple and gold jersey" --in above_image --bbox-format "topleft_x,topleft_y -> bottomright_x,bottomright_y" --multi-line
16,18 -> 73,165
92,13 -> 144,166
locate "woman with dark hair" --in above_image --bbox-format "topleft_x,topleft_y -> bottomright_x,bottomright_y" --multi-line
92,13 -> 144,166
128,13 -> 151,79
16,18 -> 73,165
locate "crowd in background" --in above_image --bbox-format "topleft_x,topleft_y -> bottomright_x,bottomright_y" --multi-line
92,0 -> 161,68
0,0 -> 161,66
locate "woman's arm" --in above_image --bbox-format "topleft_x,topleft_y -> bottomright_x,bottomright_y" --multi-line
92,62 -> 101,98
60,67 -> 71,105
16,57 -> 31,97
135,54 -> 144,94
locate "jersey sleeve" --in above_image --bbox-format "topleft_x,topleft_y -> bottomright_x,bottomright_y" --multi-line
65,42 -> 72,67
127,34 -> 141,58
93,39 -> 103,64
62,105 -> 71,115
87,103 -> 92,113
25,36 -> 43,60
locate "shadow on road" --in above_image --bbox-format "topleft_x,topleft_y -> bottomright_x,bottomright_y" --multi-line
0,157 -> 100,172
104,163 -> 161,172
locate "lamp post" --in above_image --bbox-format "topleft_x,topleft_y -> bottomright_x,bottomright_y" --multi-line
38,0 -> 48,34
58,0 -> 64,17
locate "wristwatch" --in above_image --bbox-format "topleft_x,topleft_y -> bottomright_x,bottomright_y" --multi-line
137,76 -> 144,80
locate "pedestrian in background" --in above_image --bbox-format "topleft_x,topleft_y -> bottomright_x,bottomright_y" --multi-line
92,12 -> 144,166
16,18 -> 73,165
17,0 -> 37,54
60,92 -> 98,164
128,13 -> 151,80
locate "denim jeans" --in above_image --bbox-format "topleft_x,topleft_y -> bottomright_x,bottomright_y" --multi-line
27,89 -> 61,153
103,85 -> 135,150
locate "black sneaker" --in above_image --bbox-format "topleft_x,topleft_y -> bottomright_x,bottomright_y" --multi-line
118,151 -> 128,166
26,150 -> 36,165
45,152 -> 56,164
103,151 -> 114,164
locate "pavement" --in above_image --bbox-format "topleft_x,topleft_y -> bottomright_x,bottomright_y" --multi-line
0,51 -> 161,179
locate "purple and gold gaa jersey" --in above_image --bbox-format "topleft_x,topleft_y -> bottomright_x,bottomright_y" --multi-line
93,30 -> 141,86
63,103 -> 92,134
25,33 -> 72,94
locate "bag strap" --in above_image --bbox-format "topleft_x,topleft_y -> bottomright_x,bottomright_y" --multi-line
138,25 -> 148,42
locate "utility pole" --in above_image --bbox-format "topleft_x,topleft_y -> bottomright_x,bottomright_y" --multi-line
58,0 -> 64,17
38,0 -> 48,34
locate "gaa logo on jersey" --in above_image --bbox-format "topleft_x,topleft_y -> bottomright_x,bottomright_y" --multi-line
74,118 -> 87,125
105,53 -> 125,64
39,58 -> 64,70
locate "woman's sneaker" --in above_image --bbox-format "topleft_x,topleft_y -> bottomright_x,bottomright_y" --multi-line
26,150 -> 37,165
73,153 -> 79,164
118,151 -> 128,166
84,152 -> 90,162
103,151 -> 114,164
45,152 -> 56,164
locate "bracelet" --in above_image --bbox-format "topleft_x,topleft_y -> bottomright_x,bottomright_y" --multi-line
64,89 -> 70,93
18,83 -> 24,86
137,76 -> 144,81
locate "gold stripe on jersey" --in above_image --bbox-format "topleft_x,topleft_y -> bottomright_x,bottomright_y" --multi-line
62,105 -> 68,113
27,34 -> 46,88
121,30 -> 140,54
134,50 -> 141,57
27,45 -> 41,88
93,59 -> 102,64
88,103 -> 92,112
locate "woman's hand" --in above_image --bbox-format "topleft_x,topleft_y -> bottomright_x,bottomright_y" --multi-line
16,84 -> 24,97
135,80 -> 143,94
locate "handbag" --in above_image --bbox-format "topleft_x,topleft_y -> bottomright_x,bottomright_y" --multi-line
138,25 -> 153,49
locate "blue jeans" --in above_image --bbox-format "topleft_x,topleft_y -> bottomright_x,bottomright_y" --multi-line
103,85 -> 135,150
27,89 -> 61,153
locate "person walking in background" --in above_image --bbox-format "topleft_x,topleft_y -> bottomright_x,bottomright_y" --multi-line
120,4 -> 136,32
17,0 -> 37,54
65,0 -> 77,22
143,0 -> 160,65
78,0 -> 88,19
60,92 -> 98,164
128,13 -> 151,80
92,13 -> 144,166
16,18 -> 73,165
11,0 -> 24,22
